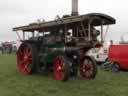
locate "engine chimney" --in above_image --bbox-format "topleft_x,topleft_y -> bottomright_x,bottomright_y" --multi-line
71,0 -> 78,16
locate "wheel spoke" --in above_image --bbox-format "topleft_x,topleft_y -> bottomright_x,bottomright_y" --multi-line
21,59 -> 26,65
27,57 -> 32,61
27,50 -> 32,57
59,65 -> 65,72
26,64 -> 32,72
85,71 -> 90,77
19,50 -> 24,56
58,71 -> 64,78
23,67 -> 28,73
88,70 -> 93,75
24,46 -> 31,56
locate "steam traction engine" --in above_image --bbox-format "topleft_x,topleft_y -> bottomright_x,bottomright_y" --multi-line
13,0 -> 116,81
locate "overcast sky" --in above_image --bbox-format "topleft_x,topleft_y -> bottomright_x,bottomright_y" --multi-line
0,0 -> 128,42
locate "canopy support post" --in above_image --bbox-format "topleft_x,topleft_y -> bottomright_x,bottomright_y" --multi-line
23,31 -> 25,40
15,31 -> 22,40
32,31 -> 35,38
88,20 -> 92,41
80,22 -> 86,36
64,24 -> 67,43
101,21 -> 104,42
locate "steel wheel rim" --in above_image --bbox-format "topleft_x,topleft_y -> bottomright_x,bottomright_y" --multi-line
80,58 -> 94,78
17,44 -> 32,74
54,57 -> 65,80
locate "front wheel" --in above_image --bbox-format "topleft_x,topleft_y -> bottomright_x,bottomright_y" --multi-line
53,56 -> 69,81
80,56 -> 97,79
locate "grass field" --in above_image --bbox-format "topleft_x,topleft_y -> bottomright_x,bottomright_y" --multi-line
0,54 -> 128,96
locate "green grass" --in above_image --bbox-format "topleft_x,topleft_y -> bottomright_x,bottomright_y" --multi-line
0,54 -> 128,96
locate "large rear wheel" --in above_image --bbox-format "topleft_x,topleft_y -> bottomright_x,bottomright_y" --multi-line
17,43 -> 37,75
53,56 -> 69,81
80,56 -> 97,79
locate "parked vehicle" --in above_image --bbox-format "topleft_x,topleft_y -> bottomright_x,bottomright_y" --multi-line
87,47 -> 108,64
108,44 -> 128,71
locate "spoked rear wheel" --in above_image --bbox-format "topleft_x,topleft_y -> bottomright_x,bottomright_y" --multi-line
17,43 -> 37,75
53,56 -> 69,81
80,56 -> 97,79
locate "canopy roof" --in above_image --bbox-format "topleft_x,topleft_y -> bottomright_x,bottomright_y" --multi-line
13,13 -> 116,32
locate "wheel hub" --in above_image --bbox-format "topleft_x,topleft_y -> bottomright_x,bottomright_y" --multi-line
57,66 -> 62,71
84,66 -> 92,71
24,55 -> 28,60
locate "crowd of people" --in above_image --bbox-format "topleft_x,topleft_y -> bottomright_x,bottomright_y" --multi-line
0,41 -> 17,54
